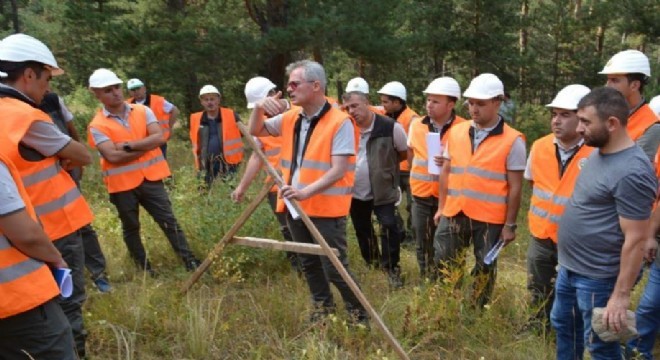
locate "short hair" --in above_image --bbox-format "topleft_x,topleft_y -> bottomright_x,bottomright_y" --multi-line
341,91 -> 368,103
285,60 -> 326,90
625,73 -> 648,93
0,61 -> 45,82
577,87 -> 629,126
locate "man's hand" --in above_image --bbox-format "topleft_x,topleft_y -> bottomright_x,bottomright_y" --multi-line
279,184 -> 310,202
231,187 -> 246,203
433,210 -> 442,225
258,91 -> 287,116
602,293 -> 631,333
501,226 -> 516,246
643,237 -> 658,263
433,155 -> 445,168
48,258 -> 68,269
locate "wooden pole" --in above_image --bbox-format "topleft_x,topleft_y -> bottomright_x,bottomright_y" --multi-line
236,123 -> 410,360
230,236 -> 340,256
180,179 -> 274,293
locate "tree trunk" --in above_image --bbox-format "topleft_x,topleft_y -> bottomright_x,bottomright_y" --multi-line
519,0 -> 528,101
9,0 -> 19,32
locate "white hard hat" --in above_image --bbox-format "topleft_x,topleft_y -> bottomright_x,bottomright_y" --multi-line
199,84 -> 220,97
649,95 -> 660,118
463,73 -> 504,100
0,33 -> 63,76
345,77 -> 369,94
244,77 -> 276,109
126,78 -> 145,90
89,68 -> 123,88
423,77 -> 461,100
546,84 -> 591,110
377,81 -> 407,102
599,50 -> 651,77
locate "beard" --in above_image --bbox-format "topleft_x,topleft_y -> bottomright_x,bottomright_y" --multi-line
583,126 -> 609,148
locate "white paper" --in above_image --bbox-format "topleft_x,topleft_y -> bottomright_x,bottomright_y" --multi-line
53,268 -> 73,298
426,133 -> 443,175
284,198 -> 300,220
484,239 -> 505,265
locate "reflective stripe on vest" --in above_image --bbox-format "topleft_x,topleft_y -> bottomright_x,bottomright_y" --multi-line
295,182 -> 353,195
21,162 -> 61,187
102,155 -> 166,177
265,148 -> 280,157
0,234 -> 44,284
34,186 -> 83,216
411,172 -> 438,182
447,188 -> 507,204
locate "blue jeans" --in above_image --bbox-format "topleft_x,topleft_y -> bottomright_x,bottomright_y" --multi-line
550,267 -> 620,360
626,262 -> 660,359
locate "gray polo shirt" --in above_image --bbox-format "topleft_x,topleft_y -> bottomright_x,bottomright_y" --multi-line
558,145 -> 657,278
353,115 -> 408,200
89,104 -> 158,146
0,161 -> 24,216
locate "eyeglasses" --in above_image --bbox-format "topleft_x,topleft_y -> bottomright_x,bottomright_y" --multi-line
287,80 -> 315,91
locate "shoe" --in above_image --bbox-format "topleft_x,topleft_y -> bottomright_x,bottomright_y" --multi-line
93,276 -> 112,293
185,258 -> 202,272
387,268 -> 404,289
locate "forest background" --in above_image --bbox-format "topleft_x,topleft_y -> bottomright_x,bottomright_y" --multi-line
1,0 -> 660,359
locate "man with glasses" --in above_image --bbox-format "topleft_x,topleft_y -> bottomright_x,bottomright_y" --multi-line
126,78 -> 179,159
249,60 -> 369,325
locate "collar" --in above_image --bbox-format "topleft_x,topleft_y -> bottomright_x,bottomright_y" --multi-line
553,137 -> 584,151
360,113 -> 376,134
102,103 -> 132,118
0,83 -> 37,106
387,105 -> 406,120
300,101 -> 328,120
471,116 -> 504,136
629,98 -> 646,116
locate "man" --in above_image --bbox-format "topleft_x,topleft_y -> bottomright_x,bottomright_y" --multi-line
87,68 -> 200,274
600,49 -> 659,162
343,90 -> 407,288
550,87 -> 657,359
345,77 -> 385,114
40,92 -> 112,293
126,78 -> 179,158
231,76 -> 301,273
189,85 -> 244,185
0,152 -> 75,360
523,84 -> 591,332
433,73 -> 526,308
249,60 -> 368,323
0,33 -> 94,358
378,81 -> 419,244
408,77 -> 465,277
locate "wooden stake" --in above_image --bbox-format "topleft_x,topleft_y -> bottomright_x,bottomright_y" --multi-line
230,236 -> 340,256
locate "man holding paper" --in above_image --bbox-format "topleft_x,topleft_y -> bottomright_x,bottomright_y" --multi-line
249,60 -> 368,324
523,84 -> 592,332
433,73 -> 525,308
342,90 -> 408,288
408,77 -> 465,278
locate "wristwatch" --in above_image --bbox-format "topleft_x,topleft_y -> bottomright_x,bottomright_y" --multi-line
122,142 -> 133,152
504,223 -> 518,231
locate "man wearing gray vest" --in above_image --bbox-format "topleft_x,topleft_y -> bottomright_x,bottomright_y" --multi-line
343,91 -> 407,288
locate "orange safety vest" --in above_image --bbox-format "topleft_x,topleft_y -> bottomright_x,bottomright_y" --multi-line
0,153 -> 60,319
88,104 -> 171,193
0,98 -> 93,241
443,120 -> 523,224
409,115 -> 466,198
127,94 -> 172,140
628,104 -> 659,142
258,134 -> 282,193
395,107 -> 419,172
276,105 -> 357,217
527,135 -> 593,243
189,108 -> 244,169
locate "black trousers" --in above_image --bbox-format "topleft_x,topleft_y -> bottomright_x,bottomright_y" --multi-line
286,215 -> 367,318
411,196 -> 438,276
266,191 -> 301,271
0,298 -> 76,360
433,212 -> 502,307
349,198 -> 402,271
526,236 -> 558,326
109,180 -> 196,268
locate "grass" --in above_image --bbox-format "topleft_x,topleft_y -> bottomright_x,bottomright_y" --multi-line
79,128 -> 611,359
